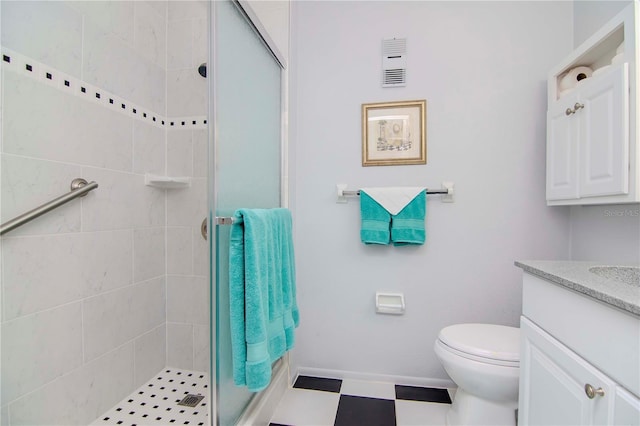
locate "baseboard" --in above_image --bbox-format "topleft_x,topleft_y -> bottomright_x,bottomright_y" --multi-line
295,366 -> 455,390
236,358 -> 289,426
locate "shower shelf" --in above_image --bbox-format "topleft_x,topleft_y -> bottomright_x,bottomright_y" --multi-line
144,174 -> 191,189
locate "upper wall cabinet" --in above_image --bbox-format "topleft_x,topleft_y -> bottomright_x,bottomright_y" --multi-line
546,3 -> 639,205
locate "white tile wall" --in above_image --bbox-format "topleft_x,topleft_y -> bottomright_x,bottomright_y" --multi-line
8,343 -> 136,426
166,276 -> 208,326
133,121 -> 166,175
1,1 -> 211,423
3,72 -> 134,172
167,20 -> 193,70
1,155 -> 82,236
83,22 -> 166,114
167,130 -> 194,176
134,2 -> 167,69
80,167 -> 166,231
67,1 -> 135,45
133,227 -> 166,282
134,324 -> 167,388
193,129 -> 208,178
0,1 -> 83,77
167,178 -> 206,227
167,68 -> 207,117
168,1 -> 208,22
167,322 -> 194,370
2,230 -> 133,320
167,227 -> 193,275
83,277 -> 166,362
193,324 -> 210,372
1,303 -> 83,405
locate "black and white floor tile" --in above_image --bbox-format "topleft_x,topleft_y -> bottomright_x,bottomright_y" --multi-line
92,368 -> 209,425
270,376 -> 453,426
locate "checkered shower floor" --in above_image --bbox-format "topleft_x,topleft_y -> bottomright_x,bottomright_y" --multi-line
92,368 -> 209,425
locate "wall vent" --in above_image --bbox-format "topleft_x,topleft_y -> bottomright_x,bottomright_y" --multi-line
382,38 -> 407,87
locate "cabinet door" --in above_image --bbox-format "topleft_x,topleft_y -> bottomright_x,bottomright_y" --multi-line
547,94 -> 580,201
614,386 -> 640,425
519,317 -> 615,425
579,64 -> 630,197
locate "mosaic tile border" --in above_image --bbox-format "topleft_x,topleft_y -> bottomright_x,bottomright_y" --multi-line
1,48 -> 207,131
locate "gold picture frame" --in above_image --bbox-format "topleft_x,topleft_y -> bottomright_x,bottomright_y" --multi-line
362,99 -> 426,166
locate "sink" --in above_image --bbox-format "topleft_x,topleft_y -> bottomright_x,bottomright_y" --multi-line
589,266 -> 640,286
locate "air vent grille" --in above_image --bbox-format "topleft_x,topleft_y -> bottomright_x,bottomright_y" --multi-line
383,69 -> 406,86
382,38 -> 407,87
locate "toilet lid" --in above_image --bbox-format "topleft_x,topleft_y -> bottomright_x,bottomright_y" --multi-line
438,324 -> 520,363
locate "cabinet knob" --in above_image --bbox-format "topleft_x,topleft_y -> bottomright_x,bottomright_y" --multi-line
574,102 -> 584,111
565,107 -> 575,116
585,383 -> 605,399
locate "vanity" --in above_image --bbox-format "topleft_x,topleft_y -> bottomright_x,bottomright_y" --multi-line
515,261 -> 640,425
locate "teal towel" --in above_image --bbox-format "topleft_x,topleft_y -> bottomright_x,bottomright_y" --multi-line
391,192 -> 426,246
229,208 -> 299,392
360,191 -> 391,245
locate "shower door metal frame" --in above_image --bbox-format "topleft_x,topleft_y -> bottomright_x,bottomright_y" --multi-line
207,1 -> 289,424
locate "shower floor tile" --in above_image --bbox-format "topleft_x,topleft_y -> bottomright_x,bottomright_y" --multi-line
91,368 -> 209,426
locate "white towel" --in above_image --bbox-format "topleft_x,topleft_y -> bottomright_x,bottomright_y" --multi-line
360,187 -> 426,215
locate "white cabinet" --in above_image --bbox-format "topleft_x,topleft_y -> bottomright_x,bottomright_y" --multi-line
547,65 -> 630,201
520,318 -> 618,425
518,272 -> 640,426
546,3 -> 639,205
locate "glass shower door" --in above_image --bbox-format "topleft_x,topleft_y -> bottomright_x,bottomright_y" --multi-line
212,1 -> 283,425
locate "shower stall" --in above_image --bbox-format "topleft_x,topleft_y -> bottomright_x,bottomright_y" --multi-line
0,1 -> 287,424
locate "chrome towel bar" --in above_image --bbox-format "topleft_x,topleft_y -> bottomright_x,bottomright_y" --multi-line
336,182 -> 455,203
0,178 -> 98,236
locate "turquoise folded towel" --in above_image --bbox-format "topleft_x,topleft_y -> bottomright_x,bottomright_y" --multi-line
391,191 -> 426,246
360,191 -> 391,244
229,208 -> 299,392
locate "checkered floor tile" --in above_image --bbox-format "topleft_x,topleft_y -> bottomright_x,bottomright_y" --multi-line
270,375 -> 453,426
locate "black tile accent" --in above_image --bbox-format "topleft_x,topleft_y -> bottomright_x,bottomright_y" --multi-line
64,80 -> 70,87
96,93 -> 101,99
269,423 -> 292,426
181,121 -> 186,126
81,87 -> 86,93
26,64 -> 32,72
143,112 -> 147,117
121,103 -> 126,109
192,120 -> 196,125
3,55 -> 10,63
334,395 -> 396,426
395,385 -> 452,404
110,98 -> 114,104
293,375 -> 342,393
153,117 -> 156,122
133,108 -> 137,114
46,72 -> 52,79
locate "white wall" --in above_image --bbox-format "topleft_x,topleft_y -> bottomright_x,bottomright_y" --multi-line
289,1 -> 573,383
573,0 -> 632,47
569,0 -> 640,264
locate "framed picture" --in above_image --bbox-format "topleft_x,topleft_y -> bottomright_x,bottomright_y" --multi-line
361,99 -> 426,166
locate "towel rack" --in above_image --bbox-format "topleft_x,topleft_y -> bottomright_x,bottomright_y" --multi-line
0,178 -> 98,236
336,182 -> 455,203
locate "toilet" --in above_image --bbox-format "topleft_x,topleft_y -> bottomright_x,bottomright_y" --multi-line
434,323 -> 520,426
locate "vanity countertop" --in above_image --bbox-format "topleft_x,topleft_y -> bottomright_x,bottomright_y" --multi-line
515,260 -> 640,317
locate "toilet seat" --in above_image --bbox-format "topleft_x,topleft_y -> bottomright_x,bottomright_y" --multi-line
437,323 -> 519,367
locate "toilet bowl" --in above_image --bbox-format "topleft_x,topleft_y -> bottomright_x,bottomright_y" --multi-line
434,323 -> 520,426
